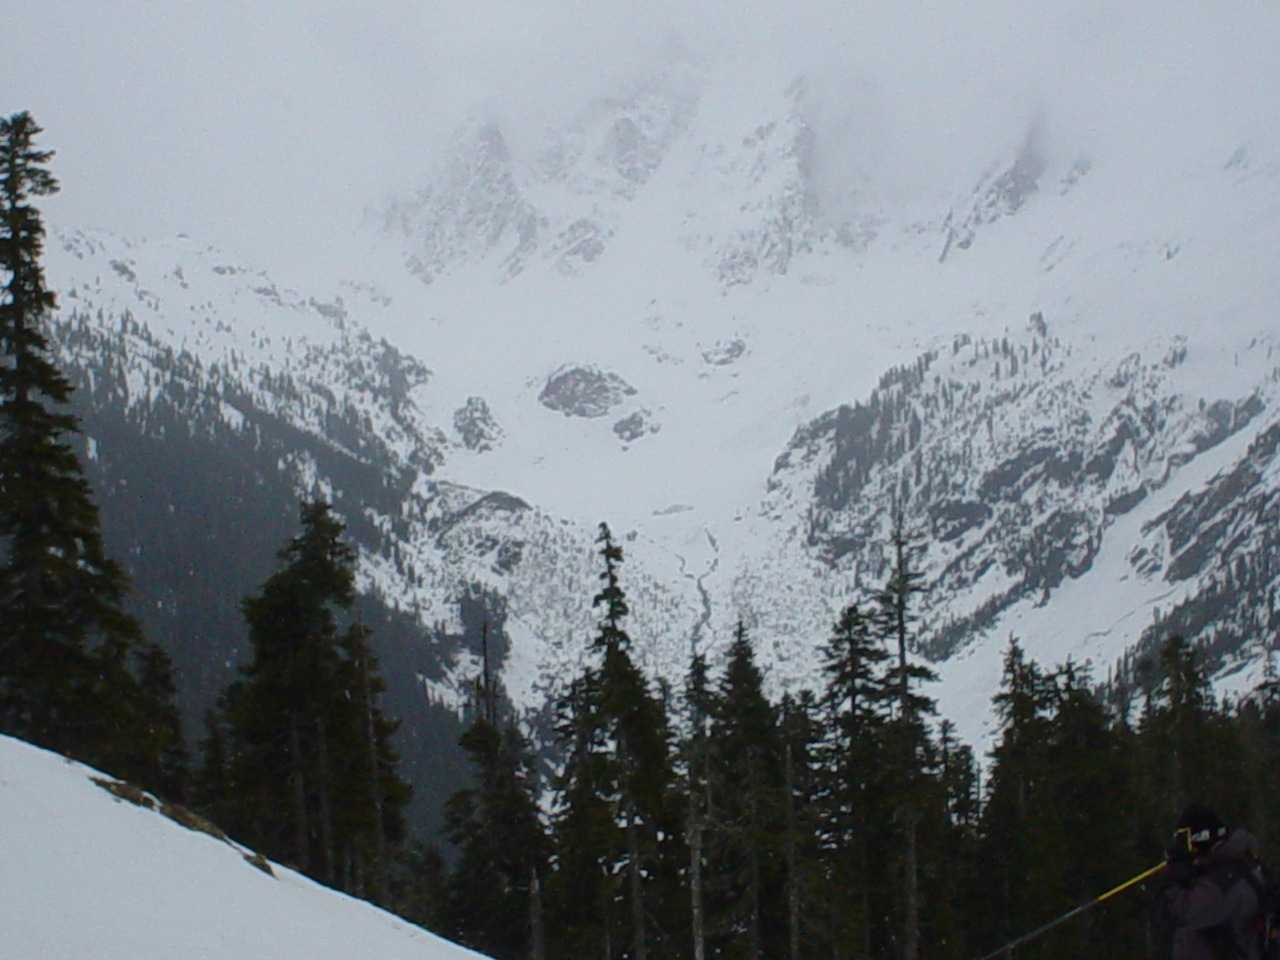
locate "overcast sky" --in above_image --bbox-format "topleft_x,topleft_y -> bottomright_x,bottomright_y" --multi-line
6,0 -> 1278,276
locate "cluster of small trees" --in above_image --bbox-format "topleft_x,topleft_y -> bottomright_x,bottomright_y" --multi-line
195,499 -> 412,901
0,112 -> 411,907
434,523 -> 1280,960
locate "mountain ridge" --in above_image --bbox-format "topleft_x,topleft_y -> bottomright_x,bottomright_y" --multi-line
37,59 -> 1280,757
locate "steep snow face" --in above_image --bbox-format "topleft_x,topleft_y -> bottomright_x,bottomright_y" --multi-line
43,228 -> 707,721
0,734 -> 480,960
39,42 -> 1280,750
358,52 -> 1280,551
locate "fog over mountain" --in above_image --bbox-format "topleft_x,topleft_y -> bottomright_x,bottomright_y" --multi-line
5,0 -> 1280,765
10,0 -> 1278,278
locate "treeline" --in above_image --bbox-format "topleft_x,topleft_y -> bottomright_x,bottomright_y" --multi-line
193,499 -> 412,900
429,524 -> 1280,960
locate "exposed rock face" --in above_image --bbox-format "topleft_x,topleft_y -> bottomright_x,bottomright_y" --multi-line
701,339 -> 747,366
379,121 -> 540,284
753,330 -> 1280,680
374,73 -> 859,290
1130,420 -> 1280,667
379,75 -> 697,284
538,365 -> 637,418
613,409 -> 660,443
939,121 -> 1061,262
704,103 -> 820,287
453,396 -> 503,451
599,115 -> 666,186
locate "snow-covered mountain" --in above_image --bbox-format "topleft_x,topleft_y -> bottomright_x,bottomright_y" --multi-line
0,733 -> 477,960
39,44 -> 1280,757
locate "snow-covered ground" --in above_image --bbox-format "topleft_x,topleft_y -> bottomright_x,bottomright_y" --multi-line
0,734 -> 480,960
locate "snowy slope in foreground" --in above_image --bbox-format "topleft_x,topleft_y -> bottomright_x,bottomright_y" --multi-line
0,735 -> 480,960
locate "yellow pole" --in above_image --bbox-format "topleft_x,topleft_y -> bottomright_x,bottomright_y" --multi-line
1094,861 -> 1167,902
975,862 -> 1165,960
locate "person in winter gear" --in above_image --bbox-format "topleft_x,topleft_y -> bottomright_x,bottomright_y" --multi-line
1160,803 -> 1262,960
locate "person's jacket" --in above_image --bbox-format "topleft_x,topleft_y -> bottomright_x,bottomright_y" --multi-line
1162,828 -> 1262,960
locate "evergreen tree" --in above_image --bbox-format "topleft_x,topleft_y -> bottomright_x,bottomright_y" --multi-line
972,640 -> 1059,958
392,842 -> 451,935
211,500 -> 408,897
778,691 -> 822,960
131,640 -> 190,799
704,622 -> 786,960
813,603 -> 893,960
546,523 -> 685,960
971,648 -> 1153,960
1238,666 -> 1280,859
934,719 -> 978,960
875,518 -> 928,715
0,111 -> 181,793
1137,635 -> 1244,826
681,651 -> 715,960
335,621 -> 412,898
548,666 -> 620,960
443,706 -> 550,960
1041,663 -> 1142,960
872,523 -> 940,960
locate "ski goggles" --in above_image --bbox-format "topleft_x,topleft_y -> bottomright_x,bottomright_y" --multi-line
1173,826 -> 1217,853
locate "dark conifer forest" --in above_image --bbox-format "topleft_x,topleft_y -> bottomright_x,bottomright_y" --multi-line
6,111 -> 1280,960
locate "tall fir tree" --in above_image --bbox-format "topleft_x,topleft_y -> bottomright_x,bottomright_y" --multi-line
813,602 -> 893,960
972,640 -> 1060,959
547,523 -> 685,960
548,665 -> 619,960
705,622 -> 786,960
0,111 -> 181,793
209,500 -> 408,898
335,620 -> 412,900
872,523 -> 941,960
875,518 -> 928,715
1137,635 -> 1244,826
933,718 -> 978,960
681,651 -> 715,960
778,691 -> 822,960
443,701 -> 550,960
1041,662 -> 1142,960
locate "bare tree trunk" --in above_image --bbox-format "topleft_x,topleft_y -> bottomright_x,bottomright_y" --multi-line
316,718 -> 335,885
690,798 -> 705,960
358,642 -> 388,904
626,797 -> 648,960
749,837 -> 762,960
529,867 -> 546,960
786,742 -> 801,960
289,710 -> 309,872
601,883 -> 614,960
859,836 -> 871,960
904,808 -> 920,960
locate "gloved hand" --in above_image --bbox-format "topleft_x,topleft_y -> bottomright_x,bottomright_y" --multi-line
1166,831 -> 1194,864
1164,856 -> 1196,886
